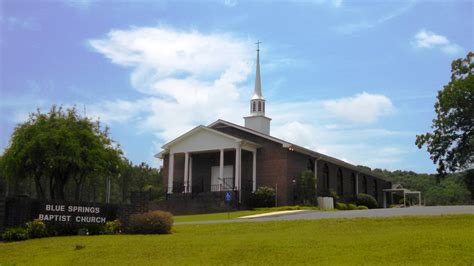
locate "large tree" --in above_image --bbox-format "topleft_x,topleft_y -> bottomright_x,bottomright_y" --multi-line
416,52 -> 474,175
0,106 -> 123,200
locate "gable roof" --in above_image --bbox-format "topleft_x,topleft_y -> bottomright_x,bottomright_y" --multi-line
209,119 -> 291,146
155,125 -> 260,159
208,119 -> 388,180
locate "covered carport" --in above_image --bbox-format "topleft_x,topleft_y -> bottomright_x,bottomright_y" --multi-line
383,184 -> 422,208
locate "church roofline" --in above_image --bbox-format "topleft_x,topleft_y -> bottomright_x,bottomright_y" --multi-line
208,119 -> 390,181
155,124 -> 261,159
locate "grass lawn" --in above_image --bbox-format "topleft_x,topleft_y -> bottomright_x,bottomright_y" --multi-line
1,215 -> 473,265
174,206 -> 320,222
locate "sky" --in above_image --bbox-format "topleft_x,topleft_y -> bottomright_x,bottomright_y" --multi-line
0,0 -> 472,173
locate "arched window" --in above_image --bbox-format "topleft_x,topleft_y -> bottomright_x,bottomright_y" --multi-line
373,179 -> 378,200
351,173 -> 357,195
362,176 -> 367,194
323,164 -> 329,191
337,168 -> 343,196
252,102 -> 256,112
307,158 -> 314,172
263,102 -> 265,112
258,101 -> 262,112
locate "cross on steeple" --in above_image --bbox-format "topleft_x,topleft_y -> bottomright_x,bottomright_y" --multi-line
255,40 -> 262,51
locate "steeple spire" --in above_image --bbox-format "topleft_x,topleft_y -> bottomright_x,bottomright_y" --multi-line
244,41 -> 271,135
253,41 -> 264,100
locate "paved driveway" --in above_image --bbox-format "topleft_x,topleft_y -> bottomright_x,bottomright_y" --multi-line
175,205 -> 474,225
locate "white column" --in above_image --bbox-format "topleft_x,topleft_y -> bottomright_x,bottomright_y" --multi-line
252,150 -> 257,192
234,146 -> 241,192
220,149 -> 224,190
189,157 -> 193,193
184,152 -> 189,193
167,153 -> 174,194
355,173 -> 359,195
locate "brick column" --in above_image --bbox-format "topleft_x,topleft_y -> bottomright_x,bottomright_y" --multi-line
252,150 -> 257,192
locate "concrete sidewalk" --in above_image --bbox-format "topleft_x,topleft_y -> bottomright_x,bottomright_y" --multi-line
174,205 -> 474,225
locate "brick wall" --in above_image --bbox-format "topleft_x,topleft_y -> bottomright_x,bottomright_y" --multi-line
211,124 -> 289,205
2,196 -> 149,230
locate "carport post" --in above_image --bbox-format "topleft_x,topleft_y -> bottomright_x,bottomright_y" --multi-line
383,191 -> 387,208
403,191 -> 406,208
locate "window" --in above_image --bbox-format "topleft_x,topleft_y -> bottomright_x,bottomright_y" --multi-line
258,101 -> 262,112
351,173 -> 357,195
263,102 -> 265,112
252,102 -> 256,112
307,159 -> 314,172
362,176 -> 367,194
337,169 -> 343,196
323,164 -> 329,190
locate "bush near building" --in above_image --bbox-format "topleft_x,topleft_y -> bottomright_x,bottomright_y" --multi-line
355,194 -> 378,209
127,210 -> 173,234
248,186 -> 276,208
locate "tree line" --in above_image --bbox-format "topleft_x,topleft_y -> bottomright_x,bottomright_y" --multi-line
0,106 -> 162,203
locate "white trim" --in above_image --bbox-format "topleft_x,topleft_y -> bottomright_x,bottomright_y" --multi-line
156,124 -> 260,158
162,125 -> 243,150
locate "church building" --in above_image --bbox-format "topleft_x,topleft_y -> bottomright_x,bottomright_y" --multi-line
156,45 -> 391,212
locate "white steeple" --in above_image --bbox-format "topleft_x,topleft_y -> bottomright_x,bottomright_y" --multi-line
252,43 -> 264,100
244,41 -> 271,135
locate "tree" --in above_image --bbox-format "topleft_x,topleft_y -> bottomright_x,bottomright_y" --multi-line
0,106 -> 123,200
118,160 -> 163,203
295,170 -> 316,204
416,52 -> 474,175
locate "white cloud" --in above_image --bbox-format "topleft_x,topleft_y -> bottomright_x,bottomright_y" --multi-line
89,26 -> 404,170
223,0 -> 238,7
0,16 -> 39,31
63,0 -> 96,10
414,29 -> 463,55
331,0 -> 343,8
89,26 -> 252,142
335,1 -> 415,34
322,92 -> 394,124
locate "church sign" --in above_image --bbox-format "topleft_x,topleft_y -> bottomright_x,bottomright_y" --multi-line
38,203 -> 111,224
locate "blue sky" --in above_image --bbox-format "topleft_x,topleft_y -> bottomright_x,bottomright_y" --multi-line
1,0 -> 472,173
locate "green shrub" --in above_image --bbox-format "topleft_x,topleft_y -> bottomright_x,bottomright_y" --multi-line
347,203 -> 358,210
249,186 -> 275,208
357,205 -> 368,210
127,210 -> 173,234
335,202 -> 347,210
26,219 -> 48,238
1,227 -> 29,241
295,171 -> 317,205
355,193 -> 378,209
104,220 -> 122,234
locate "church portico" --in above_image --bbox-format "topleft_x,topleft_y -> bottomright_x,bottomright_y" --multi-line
159,126 -> 259,202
